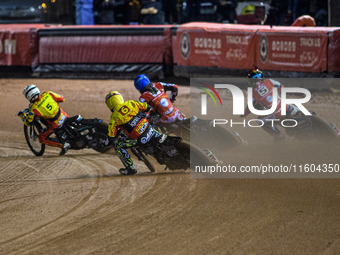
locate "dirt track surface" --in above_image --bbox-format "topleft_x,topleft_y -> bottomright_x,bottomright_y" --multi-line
0,78 -> 339,254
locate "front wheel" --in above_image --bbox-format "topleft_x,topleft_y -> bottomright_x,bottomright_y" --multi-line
175,141 -> 213,170
24,124 -> 45,156
130,147 -> 156,173
309,115 -> 338,139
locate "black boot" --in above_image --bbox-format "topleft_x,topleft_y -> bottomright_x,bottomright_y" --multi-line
119,166 -> 137,175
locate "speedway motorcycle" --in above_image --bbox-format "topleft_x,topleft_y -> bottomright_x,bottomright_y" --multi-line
129,134 -> 217,173
149,113 -> 246,151
23,113 -> 216,173
23,114 -> 111,156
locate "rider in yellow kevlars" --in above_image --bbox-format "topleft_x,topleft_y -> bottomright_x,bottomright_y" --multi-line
18,84 -> 71,155
105,91 -> 172,175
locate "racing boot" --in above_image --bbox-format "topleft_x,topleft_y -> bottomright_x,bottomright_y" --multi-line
59,142 -> 71,156
119,165 -> 137,175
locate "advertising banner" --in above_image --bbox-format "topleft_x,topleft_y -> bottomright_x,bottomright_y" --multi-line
175,23 -> 258,69
255,27 -> 328,72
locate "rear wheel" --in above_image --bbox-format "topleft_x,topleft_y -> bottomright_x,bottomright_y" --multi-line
92,122 -> 113,153
24,124 -> 45,156
209,125 -> 243,150
287,114 -> 338,141
190,118 -> 244,151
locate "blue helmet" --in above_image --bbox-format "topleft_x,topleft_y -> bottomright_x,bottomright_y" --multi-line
247,69 -> 264,79
134,74 -> 151,92
247,69 -> 264,87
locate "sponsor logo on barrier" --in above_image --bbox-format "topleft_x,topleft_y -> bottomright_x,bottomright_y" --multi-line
272,40 -> 296,52
194,37 -> 222,49
300,38 -> 321,47
259,35 -> 268,63
180,32 -> 190,59
226,35 -> 249,45
192,36 -> 222,56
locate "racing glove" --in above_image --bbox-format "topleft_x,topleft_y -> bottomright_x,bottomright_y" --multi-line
170,91 -> 177,103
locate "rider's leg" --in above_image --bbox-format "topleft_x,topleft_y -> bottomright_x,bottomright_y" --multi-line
39,125 -> 64,148
39,125 -> 71,155
114,137 -> 138,175
147,125 -> 182,147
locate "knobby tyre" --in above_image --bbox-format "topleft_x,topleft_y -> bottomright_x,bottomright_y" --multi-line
92,122 -> 113,153
24,124 -> 45,156
309,115 -> 338,140
130,148 -> 156,173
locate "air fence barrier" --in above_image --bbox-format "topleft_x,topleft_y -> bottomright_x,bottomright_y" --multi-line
1,23 -> 340,79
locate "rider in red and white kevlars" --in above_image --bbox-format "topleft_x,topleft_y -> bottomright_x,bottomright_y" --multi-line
133,74 -> 186,124
243,69 -> 300,141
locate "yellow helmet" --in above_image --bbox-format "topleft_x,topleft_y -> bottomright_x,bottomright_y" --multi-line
242,5 -> 255,15
105,91 -> 124,111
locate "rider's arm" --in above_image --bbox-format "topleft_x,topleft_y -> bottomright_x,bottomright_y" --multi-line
139,95 -> 151,105
48,91 -> 65,103
142,103 -> 151,112
161,82 -> 178,102
268,79 -> 283,92
108,119 -> 118,138
136,101 -> 149,112
18,107 -> 36,126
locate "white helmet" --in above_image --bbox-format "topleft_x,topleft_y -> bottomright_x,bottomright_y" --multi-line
23,84 -> 40,102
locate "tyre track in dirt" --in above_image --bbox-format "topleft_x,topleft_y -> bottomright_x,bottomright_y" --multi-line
0,148 -> 112,253
0,140 -> 166,254
0,79 -> 339,254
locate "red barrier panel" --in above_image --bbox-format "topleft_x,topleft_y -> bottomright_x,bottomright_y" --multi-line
2,23 -> 340,77
0,25 -> 34,66
174,23 -> 258,70
255,26 -> 329,72
174,23 -> 340,76
0,24 -> 60,66
328,29 -> 340,72
38,25 -> 173,64
39,35 -> 165,63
